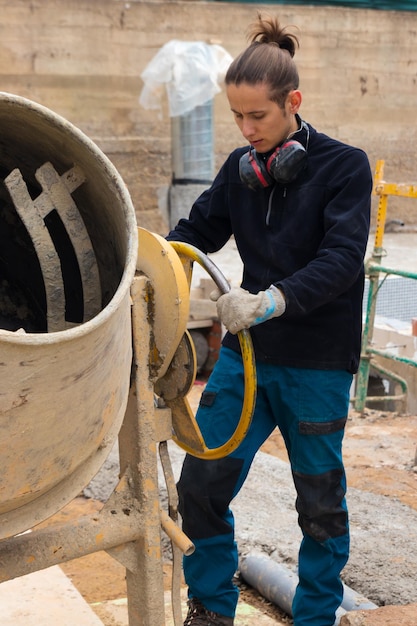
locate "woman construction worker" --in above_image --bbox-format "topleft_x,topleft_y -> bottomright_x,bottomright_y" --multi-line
166,12 -> 372,626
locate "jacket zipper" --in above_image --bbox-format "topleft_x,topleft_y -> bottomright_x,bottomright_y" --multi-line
265,186 -> 286,227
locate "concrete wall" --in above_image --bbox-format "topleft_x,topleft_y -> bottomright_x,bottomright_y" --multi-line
1,0 -> 417,232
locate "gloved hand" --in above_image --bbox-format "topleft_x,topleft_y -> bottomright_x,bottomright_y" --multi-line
211,285 -> 286,335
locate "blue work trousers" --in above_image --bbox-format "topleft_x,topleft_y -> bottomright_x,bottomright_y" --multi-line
177,347 -> 352,626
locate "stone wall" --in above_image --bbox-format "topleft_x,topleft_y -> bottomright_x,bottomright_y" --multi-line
1,0 -> 417,232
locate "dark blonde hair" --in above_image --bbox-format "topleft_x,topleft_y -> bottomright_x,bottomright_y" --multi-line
225,13 -> 300,109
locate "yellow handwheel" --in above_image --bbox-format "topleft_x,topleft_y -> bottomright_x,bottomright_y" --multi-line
164,241 -> 257,460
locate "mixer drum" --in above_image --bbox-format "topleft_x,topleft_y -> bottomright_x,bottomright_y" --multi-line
0,93 -> 137,538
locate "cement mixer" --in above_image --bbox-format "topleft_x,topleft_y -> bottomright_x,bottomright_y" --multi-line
0,93 -> 256,626
0,92 -> 138,539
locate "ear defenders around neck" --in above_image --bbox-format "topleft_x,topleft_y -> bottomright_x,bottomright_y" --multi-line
239,139 -> 307,190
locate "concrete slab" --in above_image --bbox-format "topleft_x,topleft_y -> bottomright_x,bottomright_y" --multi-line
0,565 -> 104,626
91,588 -> 285,626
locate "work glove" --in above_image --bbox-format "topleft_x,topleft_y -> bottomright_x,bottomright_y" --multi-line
211,285 -> 286,335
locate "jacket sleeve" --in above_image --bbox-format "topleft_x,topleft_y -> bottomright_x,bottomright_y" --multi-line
275,148 -> 372,317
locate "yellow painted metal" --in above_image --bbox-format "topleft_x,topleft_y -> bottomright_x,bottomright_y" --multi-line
373,159 -> 388,250
136,233 -> 257,460
136,228 -> 190,380
155,330 -> 197,401
155,331 -> 205,452
374,159 -> 417,199
160,508 -> 194,556
169,241 -> 257,460
373,159 -> 417,249
122,275 -> 170,624
377,182 -> 417,197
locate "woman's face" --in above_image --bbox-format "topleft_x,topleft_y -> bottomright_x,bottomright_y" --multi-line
226,82 -> 301,153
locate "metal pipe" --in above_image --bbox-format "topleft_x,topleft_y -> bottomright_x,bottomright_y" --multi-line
367,347 -> 417,369
0,507 -> 146,582
159,441 -> 186,626
160,509 -> 194,557
239,554 -> 377,625
367,264 -> 417,281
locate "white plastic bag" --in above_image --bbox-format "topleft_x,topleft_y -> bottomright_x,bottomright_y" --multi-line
139,40 -> 233,117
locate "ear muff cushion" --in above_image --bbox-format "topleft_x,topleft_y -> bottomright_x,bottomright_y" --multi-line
239,149 -> 274,190
239,140 -> 307,189
267,140 -> 307,184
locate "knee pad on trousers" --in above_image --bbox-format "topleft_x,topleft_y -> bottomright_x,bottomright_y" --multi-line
177,454 -> 244,539
293,468 -> 348,543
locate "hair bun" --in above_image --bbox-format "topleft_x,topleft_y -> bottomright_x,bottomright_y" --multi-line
249,12 -> 299,58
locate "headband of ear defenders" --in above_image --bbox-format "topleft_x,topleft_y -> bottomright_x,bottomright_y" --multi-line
239,138 -> 308,191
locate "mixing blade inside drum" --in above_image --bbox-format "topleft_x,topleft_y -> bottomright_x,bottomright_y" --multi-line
1,161 -> 101,333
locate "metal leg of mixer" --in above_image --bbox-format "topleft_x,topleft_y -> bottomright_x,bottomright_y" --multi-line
116,274 -> 167,625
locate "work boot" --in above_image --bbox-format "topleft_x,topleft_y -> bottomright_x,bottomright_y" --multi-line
184,598 -> 234,625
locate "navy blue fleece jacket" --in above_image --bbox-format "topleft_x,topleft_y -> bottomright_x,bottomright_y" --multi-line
167,121 -> 372,373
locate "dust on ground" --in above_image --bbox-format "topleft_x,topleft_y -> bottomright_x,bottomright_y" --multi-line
54,380 -> 417,625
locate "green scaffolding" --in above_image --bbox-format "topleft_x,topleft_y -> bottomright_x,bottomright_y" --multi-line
354,160 -> 417,414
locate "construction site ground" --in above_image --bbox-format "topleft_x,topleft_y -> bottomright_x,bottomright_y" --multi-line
49,390 -> 417,626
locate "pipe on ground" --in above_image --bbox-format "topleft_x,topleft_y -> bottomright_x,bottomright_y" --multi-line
239,554 -> 378,625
